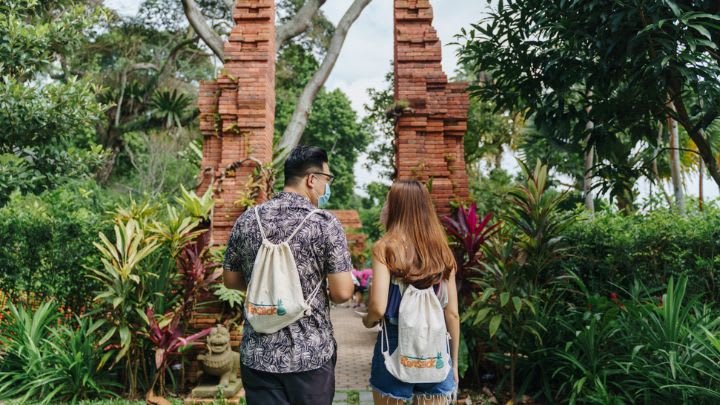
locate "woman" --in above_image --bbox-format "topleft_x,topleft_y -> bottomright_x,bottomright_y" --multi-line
362,180 -> 460,405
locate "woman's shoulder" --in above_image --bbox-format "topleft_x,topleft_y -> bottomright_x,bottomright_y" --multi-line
371,237 -> 390,260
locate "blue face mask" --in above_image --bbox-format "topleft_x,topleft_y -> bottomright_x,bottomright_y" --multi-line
318,183 -> 331,207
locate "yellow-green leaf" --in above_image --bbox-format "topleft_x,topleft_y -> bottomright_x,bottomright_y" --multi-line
500,292 -> 510,307
512,297 -> 522,314
489,315 -> 502,337
474,308 -> 492,325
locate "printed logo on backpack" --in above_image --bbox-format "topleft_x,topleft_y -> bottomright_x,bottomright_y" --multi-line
244,207 -> 324,334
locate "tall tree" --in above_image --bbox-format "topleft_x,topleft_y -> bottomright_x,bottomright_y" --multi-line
362,69 -> 396,181
458,0 -> 720,199
69,3 -> 215,183
274,44 -> 371,207
181,0 -> 373,164
0,0 -> 106,201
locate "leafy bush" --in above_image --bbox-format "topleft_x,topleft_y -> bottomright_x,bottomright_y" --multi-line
87,187 -> 215,397
560,207 -> 720,300
0,301 -> 119,403
542,276 -> 720,404
0,181 -> 117,312
461,161 -> 574,401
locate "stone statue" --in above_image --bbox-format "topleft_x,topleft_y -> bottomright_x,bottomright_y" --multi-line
191,324 -> 241,398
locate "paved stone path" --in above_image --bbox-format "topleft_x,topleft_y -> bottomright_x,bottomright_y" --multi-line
331,304 -> 378,390
331,304 -> 378,404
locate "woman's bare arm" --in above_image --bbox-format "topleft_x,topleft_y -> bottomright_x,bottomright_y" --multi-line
362,254 -> 390,328
444,270 -> 461,382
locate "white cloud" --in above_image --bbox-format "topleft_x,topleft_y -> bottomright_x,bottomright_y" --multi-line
105,0 -> 142,16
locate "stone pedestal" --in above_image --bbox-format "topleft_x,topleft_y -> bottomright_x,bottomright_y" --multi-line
189,381 -> 243,399
185,388 -> 245,404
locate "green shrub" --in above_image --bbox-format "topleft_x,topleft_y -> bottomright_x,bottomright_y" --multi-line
543,276 -> 720,404
560,208 -> 720,300
0,181 -> 117,312
0,301 -> 119,404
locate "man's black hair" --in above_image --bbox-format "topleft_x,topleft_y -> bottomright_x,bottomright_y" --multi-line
284,145 -> 328,186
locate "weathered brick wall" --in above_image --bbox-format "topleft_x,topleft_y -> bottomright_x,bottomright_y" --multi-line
192,0 -> 275,385
394,0 -> 470,217
197,0 -> 276,247
329,210 -> 368,267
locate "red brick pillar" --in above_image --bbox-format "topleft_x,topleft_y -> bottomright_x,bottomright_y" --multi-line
192,0 -> 276,385
394,0 -> 469,217
197,0 -> 276,247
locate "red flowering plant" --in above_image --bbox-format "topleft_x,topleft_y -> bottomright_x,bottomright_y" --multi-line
145,228 -> 222,397
442,202 -> 500,296
144,307 -> 211,396
175,233 -> 223,321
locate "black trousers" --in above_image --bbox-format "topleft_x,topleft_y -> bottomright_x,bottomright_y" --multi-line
241,354 -> 336,405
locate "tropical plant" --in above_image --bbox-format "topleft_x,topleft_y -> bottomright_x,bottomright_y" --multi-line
212,283 -> 246,328
144,307 -> 211,396
149,89 -> 192,129
87,187 -> 219,396
463,161 -> 576,401
176,185 -> 214,222
504,160 -> 576,285
0,301 -> 60,401
0,301 -> 119,403
43,316 -> 122,402
547,275 -> 720,404
175,236 -> 223,322
466,234 -> 545,402
443,202 -> 499,274
149,205 -> 204,257
89,218 -> 161,365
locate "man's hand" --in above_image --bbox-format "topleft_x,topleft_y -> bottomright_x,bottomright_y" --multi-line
223,270 -> 246,291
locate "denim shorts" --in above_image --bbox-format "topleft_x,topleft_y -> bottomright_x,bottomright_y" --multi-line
368,322 -> 456,401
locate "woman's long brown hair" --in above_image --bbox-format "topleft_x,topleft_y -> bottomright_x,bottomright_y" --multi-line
374,180 -> 456,288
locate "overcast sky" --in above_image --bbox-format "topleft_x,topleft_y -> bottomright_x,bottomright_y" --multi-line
104,0 -> 718,200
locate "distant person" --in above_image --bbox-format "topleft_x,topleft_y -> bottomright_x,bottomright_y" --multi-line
223,145 -> 354,405
352,268 -> 373,309
362,180 -> 459,405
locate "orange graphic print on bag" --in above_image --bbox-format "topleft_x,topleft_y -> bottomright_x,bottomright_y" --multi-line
247,299 -> 287,316
400,353 -> 445,369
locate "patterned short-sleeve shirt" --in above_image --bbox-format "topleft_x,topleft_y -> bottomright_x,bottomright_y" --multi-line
223,192 -> 352,373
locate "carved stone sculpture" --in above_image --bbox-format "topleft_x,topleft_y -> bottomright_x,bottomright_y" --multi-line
191,325 -> 241,398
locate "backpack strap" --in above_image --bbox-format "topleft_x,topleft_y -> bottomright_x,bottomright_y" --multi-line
285,209 -> 320,243
303,278 -> 326,316
380,318 -> 390,355
253,206 -> 268,240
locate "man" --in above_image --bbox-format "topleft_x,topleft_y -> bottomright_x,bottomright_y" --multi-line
223,145 -> 354,405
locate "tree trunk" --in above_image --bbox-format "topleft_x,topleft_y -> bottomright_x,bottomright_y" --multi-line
181,0 -> 224,60
583,138 -> 595,213
494,149 -> 503,170
699,157 -> 704,212
583,94 -> 595,212
668,84 -> 720,191
274,0 -> 373,165
653,122 -> 673,207
275,0 -> 328,51
667,103 -> 685,214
